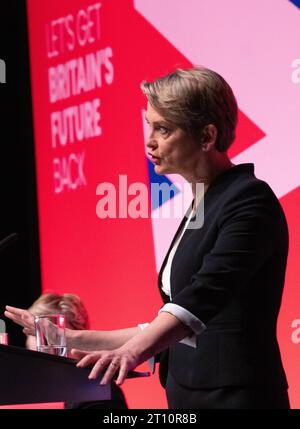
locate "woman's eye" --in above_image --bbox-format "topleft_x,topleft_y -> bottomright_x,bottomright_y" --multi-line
157,126 -> 169,135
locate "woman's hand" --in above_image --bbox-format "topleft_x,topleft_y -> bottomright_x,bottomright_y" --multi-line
71,347 -> 141,386
71,312 -> 192,385
4,306 -> 35,336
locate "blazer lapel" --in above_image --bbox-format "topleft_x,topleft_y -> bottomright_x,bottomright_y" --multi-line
157,201 -> 194,303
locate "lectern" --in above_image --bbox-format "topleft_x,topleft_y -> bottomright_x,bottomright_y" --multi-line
0,344 -> 149,405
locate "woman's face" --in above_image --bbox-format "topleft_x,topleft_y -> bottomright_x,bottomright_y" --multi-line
145,102 -> 201,176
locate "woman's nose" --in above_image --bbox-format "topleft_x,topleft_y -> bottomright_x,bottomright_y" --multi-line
146,137 -> 157,149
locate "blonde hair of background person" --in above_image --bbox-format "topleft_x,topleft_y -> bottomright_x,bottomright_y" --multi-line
25,293 -> 90,353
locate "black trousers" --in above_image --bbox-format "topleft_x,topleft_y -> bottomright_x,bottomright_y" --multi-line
166,372 -> 290,409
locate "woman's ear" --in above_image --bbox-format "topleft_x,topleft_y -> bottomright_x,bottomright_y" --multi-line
200,124 -> 217,151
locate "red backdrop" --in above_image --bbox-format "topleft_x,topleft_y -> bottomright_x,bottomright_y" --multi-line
22,0 -> 300,408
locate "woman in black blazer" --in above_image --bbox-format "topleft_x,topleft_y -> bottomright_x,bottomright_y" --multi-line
5,67 -> 290,409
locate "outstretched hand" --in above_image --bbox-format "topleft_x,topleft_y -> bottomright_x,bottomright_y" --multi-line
71,347 -> 141,386
4,306 -> 35,336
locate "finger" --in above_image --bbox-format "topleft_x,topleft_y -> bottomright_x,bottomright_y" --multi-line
24,327 -> 35,336
5,309 -> 33,329
100,362 -> 119,385
4,310 -> 20,321
76,353 -> 100,368
5,305 -> 20,312
115,365 -> 129,386
4,311 -> 23,325
88,358 -> 108,380
5,306 -> 25,315
70,349 -> 89,359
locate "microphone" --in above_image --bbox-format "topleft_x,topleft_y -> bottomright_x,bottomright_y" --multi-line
0,233 -> 18,251
0,319 -> 8,345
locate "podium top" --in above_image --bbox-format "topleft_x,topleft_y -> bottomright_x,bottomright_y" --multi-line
0,344 -> 150,405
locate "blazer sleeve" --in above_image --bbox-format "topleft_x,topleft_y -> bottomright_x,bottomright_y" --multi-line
170,181 -> 282,325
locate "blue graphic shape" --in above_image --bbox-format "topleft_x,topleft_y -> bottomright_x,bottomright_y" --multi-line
290,0 -> 300,8
147,158 -> 180,210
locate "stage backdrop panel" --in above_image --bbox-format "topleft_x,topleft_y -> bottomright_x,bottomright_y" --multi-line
26,0 -> 300,408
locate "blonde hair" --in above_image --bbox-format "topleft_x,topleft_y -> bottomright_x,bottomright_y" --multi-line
141,67 -> 238,152
28,293 -> 90,330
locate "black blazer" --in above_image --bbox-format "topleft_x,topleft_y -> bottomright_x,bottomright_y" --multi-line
157,164 -> 288,390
